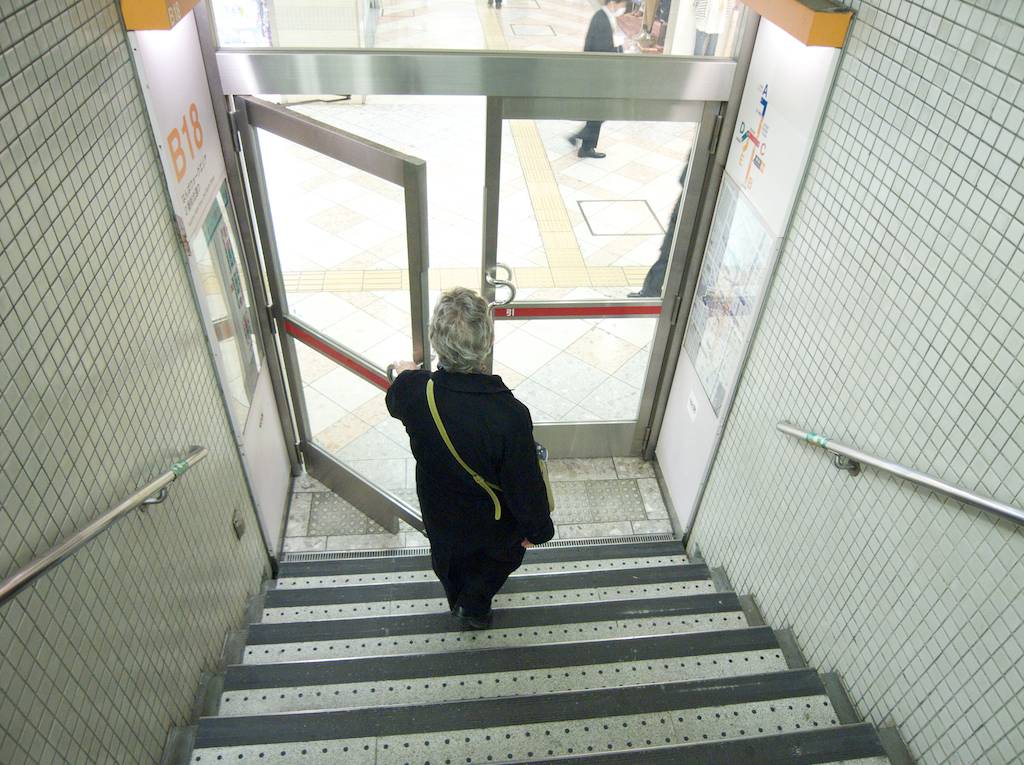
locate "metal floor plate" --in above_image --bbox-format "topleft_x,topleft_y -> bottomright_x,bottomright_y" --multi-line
219,648 -> 789,715
242,611 -> 750,664
261,581 -> 715,622
550,480 -> 647,523
192,695 -> 837,764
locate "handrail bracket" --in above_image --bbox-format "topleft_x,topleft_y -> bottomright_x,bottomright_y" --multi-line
140,486 -> 171,509
828,451 -> 861,476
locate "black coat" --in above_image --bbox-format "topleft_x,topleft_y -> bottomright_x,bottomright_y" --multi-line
584,9 -> 622,53
386,369 -> 555,552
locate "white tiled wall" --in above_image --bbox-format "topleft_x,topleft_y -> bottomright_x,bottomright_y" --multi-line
0,0 -> 267,762
689,2 -> 1024,763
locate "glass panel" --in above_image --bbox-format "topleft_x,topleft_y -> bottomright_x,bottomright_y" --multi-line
263,96 -> 485,367
212,0 -> 746,56
683,176 -> 777,414
493,316 -> 657,422
294,341 -> 418,506
256,122 -> 415,368
188,181 -> 262,431
498,117 -> 694,301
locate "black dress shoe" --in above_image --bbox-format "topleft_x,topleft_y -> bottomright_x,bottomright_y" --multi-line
567,134 -> 581,148
578,148 -> 606,159
452,606 -> 493,630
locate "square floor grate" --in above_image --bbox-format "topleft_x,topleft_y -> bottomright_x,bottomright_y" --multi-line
511,23 -> 556,36
578,199 -> 665,236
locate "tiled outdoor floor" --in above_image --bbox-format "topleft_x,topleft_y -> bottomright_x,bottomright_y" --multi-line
283,457 -> 674,553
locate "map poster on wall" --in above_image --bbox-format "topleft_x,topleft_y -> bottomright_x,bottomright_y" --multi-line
683,176 -> 779,414
190,182 -> 262,430
725,19 -> 839,236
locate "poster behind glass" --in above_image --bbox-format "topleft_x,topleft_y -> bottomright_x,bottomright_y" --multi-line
190,181 -> 262,432
683,176 -> 777,414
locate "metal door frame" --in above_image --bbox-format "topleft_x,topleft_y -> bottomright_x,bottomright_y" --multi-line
482,97 -> 722,457
201,16 -> 760,528
233,95 -> 430,533
215,49 -> 736,103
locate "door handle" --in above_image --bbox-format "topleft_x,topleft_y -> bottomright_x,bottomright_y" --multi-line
486,263 -> 516,308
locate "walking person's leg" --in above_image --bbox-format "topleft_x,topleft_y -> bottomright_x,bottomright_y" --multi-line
452,545 -> 526,627
578,121 -> 606,158
430,545 -> 465,612
631,192 -> 682,298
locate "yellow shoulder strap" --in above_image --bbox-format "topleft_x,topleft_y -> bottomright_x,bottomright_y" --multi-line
426,378 -> 503,520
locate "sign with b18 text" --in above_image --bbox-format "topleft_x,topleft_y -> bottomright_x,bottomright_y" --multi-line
130,11 -> 226,241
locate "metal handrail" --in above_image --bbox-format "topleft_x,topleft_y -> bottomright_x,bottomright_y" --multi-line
778,422 -> 1024,527
0,446 -> 209,606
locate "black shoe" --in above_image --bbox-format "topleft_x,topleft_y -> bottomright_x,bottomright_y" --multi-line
567,134 -> 581,148
628,290 -> 659,298
578,148 -> 606,159
452,605 -> 493,630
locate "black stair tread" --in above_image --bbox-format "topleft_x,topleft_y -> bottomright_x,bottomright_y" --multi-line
246,592 -> 742,645
505,724 -> 888,764
265,563 -> 711,606
224,626 -> 780,690
195,669 -> 824,748
278,540 -> 686,577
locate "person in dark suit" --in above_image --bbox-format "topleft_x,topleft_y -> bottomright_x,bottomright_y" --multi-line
569,0 -> 629,159
387,288 -> 555,630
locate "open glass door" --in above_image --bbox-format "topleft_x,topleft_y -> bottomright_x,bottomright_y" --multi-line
481,98 -> 721,457
234,96 -> 429,533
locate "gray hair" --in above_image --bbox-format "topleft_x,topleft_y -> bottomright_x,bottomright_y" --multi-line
430,287 -> 494,373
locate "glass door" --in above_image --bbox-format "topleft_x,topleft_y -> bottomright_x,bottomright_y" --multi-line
234,95 -> 429,533
481,97 -> 721,456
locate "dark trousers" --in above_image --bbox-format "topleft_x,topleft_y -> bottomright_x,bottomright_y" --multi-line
578,120 -> 604,151
638,192 -> 682,297
431,544 -> 525,616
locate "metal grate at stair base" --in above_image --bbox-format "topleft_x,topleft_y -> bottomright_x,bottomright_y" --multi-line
281,533 -> 678,562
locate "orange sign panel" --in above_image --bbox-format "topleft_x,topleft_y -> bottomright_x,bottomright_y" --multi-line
740,0 -> 853,48
121,0 -> 201,30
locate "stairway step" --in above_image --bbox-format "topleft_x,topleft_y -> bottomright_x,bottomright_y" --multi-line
220,628 -> 785,715
243,593 -> 747,664
277,540 -> 686,581
504,725 -> 890,764
276,551 -> 691,589
193,670 -> 836,763
262,579 -> 715,623
262,564 -> 712,622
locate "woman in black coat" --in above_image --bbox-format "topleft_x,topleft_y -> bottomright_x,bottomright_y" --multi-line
387,287 -> 555,629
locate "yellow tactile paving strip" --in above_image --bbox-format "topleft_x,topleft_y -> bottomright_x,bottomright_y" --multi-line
476,0 -> 508,49
478,0 -> 589,274
510,120 -> 587,271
